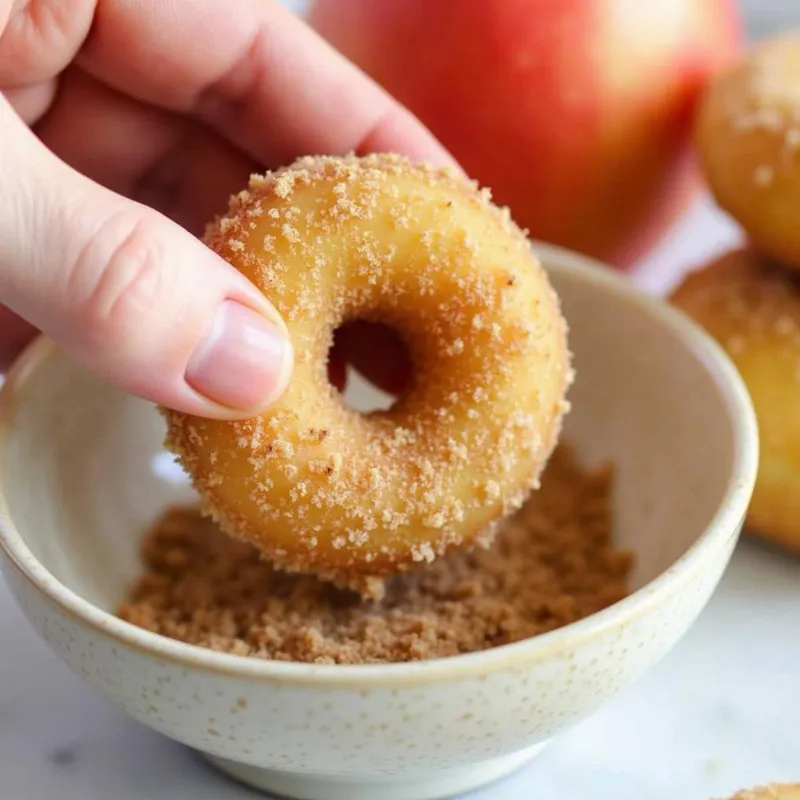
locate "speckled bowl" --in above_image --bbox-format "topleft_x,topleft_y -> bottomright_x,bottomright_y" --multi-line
0,243 -> 757,800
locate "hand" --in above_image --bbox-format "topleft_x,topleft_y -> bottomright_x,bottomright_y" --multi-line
0,0 -> 455,418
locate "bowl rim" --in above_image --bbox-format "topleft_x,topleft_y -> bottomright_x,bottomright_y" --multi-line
0,241 -> 759,687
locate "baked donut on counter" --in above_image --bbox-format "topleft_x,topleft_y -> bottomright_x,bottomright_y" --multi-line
697,33 -> 800,270
671,248 -> 800,554
163,154 -> 572,588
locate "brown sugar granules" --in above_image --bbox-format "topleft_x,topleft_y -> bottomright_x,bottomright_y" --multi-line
118,444 -> 634,665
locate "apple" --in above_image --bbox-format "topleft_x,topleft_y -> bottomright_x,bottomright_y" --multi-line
311,0 -> 742,269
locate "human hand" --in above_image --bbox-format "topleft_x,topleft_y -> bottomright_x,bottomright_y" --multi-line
0,0 -> 455,417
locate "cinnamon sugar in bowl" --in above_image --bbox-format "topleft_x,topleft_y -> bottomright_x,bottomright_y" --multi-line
0,244 -> 757,800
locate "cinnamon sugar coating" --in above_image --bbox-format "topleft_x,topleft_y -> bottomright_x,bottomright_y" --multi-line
696,34 -> 800,269
162,154 -> 572,582
118,444 -> 632,665
671,248 -> 800,554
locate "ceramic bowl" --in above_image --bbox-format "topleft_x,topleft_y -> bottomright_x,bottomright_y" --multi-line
0,243 -> 758,800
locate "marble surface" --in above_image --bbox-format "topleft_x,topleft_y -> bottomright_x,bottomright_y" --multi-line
3,2 -> 800,798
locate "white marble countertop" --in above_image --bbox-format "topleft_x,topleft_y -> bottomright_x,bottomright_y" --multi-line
3,2 -> 800,796
1,195 -> 799,800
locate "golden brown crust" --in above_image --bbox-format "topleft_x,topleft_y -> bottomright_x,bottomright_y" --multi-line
671,248 -> 800,553
696,34 -> 800,270
163,153 -> 572,584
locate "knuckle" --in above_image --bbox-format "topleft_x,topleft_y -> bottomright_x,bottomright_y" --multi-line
0,1 -> 97,85
69,213 -> 167,347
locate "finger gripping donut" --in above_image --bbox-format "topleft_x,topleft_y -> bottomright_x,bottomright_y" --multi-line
163,154 -> 572,582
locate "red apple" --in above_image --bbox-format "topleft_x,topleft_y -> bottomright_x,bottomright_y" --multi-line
311,0 -> 742,269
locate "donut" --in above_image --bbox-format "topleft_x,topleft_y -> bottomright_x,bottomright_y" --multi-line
163,154 -> 572,584
670,248 -> 800,554
724,786 -> 800,800
696,34 -> 800,270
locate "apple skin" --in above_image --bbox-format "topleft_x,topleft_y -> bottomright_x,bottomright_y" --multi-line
310,0 -> 743,269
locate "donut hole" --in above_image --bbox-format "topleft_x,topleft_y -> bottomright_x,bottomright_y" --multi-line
328,320 -> 413,413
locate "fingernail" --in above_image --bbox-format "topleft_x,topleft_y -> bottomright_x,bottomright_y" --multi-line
186,300 -> 293,411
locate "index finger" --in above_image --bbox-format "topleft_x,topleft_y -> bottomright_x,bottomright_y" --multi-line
78,0 -> 458,170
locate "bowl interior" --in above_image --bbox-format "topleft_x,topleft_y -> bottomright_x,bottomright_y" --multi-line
0,252 -> 743,614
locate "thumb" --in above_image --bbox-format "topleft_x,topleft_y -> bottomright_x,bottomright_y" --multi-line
0,96 -> 293,419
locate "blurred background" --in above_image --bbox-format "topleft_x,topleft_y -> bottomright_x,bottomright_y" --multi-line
740,0 -> 797,39
293,0 -> 800,296
291,0 -> 797,40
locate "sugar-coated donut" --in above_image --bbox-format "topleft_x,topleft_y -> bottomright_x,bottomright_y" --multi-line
724,785 -> 800,800
670,248 -> 800,554
696,34 -> 800,270
164,154 -> 572,584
